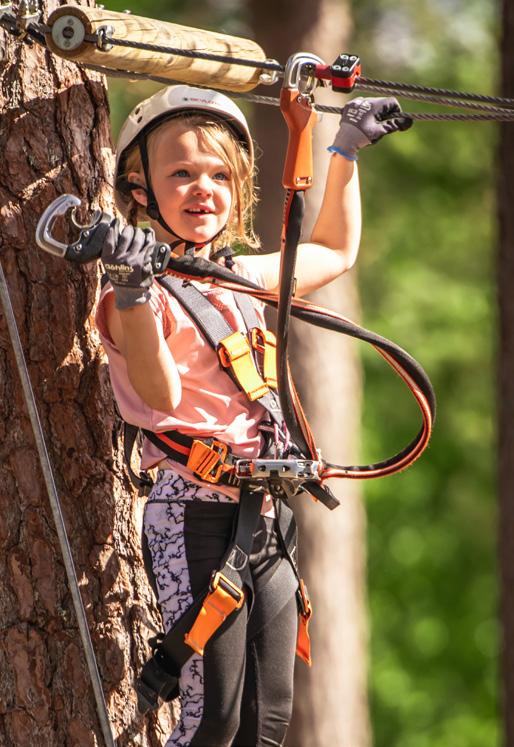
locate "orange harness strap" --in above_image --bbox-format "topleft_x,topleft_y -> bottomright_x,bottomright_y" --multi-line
184,572 -> 246,656
251,328 -> 278,389
218,331 -> 270,401
296,579 -> 313,666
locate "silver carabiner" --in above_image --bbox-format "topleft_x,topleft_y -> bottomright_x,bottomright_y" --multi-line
35,194 -> 102,258
283,52 -> 325,94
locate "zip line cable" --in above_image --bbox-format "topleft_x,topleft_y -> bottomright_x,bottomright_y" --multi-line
73,68 -> 514,121
1,12 -> 514,120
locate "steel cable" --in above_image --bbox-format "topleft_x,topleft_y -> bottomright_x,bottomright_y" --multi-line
0,263 -> 117,747
1,14 -> 513,121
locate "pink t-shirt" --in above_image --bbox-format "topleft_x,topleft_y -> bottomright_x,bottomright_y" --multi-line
95,259 -> 273,504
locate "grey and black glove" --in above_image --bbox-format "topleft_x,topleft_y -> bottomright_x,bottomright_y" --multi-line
102,222 -> 156,310
328,96 -> 413,161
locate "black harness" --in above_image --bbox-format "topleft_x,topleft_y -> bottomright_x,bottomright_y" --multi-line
106,246 -> 435,712
125,262 -> 313,714
124,268 -> 339,508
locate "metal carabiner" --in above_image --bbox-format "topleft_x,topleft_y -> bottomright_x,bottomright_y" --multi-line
35,193 -> 172,273
283,51 -> 324,95
35,193 -> 106,263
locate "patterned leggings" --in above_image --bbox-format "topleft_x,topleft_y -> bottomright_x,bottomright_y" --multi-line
143,471 -> 299,747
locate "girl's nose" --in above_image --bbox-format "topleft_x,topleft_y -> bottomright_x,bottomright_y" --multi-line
192,173 -> 213,195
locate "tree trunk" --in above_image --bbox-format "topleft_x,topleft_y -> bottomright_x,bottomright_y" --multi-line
250,2 -> 370,745
0,4 -> 170,744
499,2 -> 514,744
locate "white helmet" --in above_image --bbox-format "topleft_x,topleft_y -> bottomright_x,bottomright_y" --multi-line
114,84 -> 254,217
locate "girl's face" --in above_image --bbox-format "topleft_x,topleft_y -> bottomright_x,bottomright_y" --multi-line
130,121 -> 233,251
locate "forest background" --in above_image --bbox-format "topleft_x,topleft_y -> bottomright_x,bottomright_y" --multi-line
105,0 -> 497,744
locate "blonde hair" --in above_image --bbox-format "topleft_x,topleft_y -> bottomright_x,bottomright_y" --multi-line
116,113 -> 259,251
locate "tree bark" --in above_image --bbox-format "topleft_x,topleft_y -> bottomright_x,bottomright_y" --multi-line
250,2 -> 370,745
499,2 -> 514,744
0,4 -> 170,744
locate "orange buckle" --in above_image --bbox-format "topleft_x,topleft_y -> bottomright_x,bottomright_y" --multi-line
296,579 -> 313,666
210,571 -> 245,603
218,331 -> 269,401
251,328 -> 278,389
184,572 -> 245,655
187,439 -> 231,483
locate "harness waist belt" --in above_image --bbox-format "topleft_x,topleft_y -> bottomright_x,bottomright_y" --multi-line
143,428 -> 325,491
142,428 -> 239,485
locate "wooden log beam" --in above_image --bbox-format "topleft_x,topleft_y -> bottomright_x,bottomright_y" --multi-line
45,5 -> 268,92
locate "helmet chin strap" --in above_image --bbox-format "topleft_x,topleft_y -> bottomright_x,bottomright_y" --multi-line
130,133 -> 226,255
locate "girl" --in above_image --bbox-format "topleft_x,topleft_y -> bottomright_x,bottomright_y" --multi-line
95,85 -> 410,746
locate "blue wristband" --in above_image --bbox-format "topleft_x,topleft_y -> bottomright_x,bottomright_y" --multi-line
327,145 -> 358,162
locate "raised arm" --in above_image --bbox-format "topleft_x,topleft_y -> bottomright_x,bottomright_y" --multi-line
240,97 -> 412,296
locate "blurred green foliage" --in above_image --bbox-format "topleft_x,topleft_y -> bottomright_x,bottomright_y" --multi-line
352,0 -> 499,745
105,0 -> 500,743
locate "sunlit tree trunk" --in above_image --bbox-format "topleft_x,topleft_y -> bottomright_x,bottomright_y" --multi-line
498,2 -> 514,745
0,4 -> 169,744
250,1 -> 371,745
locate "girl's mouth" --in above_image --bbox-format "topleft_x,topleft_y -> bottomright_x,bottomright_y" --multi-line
185,207 -> 213,215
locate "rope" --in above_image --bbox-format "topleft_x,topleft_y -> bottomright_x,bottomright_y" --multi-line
353,85 -> 514,115
0,13 -> 511,122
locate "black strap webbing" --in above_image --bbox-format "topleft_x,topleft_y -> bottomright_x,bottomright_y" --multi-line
245,498 -> 299,639
135,483 -> 264,713
157,274 -> 283,425
159,275 -> 233,347
123,422 -> 154,495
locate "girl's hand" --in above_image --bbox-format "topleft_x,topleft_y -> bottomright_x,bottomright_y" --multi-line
328,96 -> 412,161
102,223 -> 156,310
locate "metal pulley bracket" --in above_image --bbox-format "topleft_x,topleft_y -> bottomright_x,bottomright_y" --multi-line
11,0 -> 40,39
234,458 -> 322,481
280,52 -> 322,190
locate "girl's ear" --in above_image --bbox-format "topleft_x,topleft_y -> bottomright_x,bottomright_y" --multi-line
127,172 -> 148,207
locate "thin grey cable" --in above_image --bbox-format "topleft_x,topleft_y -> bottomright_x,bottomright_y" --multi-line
354,83 -> 514,114
100,34 -> 284,73
70,66 -> 514,121
0,262 -> 116,747
359,76 -> 514,107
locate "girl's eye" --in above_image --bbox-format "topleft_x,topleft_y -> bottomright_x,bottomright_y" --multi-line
171,169 -> 189,178
213,171 -> 230,182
